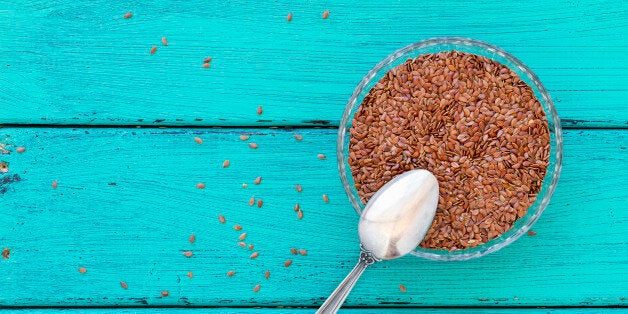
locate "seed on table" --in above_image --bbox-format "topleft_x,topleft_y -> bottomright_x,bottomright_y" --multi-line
239,135 -> 249,141
218,214 -> 226,224
254,176 -> 262,185
150,46 -> 157,55
293,134 -> 303,141
250,252 -> 259,259
399,284 -> 407,293
239,232 -> 247,241
194,137 -> 203,144
294,203 -> 300,212
322,194 -> 329,203
527,230 -> 537,236
290,248 -> 297,255
248,143 -> 258,149
16,147 -> 25,153
253,284 -> 261,292
183,251 -> 193,257
123,12 -> 133,19
161,37 -> 168,46
297,210 -> 303,220
248,196 -> 255,206
238,241 -> 246,247
1,248 -> 9,259
120,281 -> 128,289
286,12 -> 293,22
161,290 -> 170,297
227,270 -> 236,277
234,224 -> 242,231
52,180 -> 58,189
257,106 -> 263,115
298,249 -> 307,256
201,63 -> 210,69
257,199 -> 263,208
242,183 -> 248,188
78,267 -> 87,274
322,10 -> 329,19
248,244 -> 254,250
295,184 -> 303,192
196,182 -> 205,189
317,153 -> 326,160
284,259 -> 293,267
264,270 -> 270,279
189,234 -> 196,243
204,57 -> 212,63
222,160 -> 230,168
187,272 -> 194,278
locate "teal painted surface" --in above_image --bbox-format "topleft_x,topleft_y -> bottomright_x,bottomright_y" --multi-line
1,128 -> 626,307
1,0 -> 627,127
2,309 -> 627,314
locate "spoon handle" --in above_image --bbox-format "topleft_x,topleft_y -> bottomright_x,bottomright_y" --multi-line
317,249 -> 378,314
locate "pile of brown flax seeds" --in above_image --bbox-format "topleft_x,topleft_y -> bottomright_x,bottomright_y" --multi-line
348,51 -> 550,250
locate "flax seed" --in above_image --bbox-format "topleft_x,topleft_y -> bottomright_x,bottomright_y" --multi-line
257,106 -> 263,115
254,176 -> 262,185
248,196 -> 255,206
242,183 -> 248,188
298,249 -> 307,256
317,153 -> 326,160
78,267 -> 87,274
218,214 -> 226,223
257,199 -> 263,208
240,135 -> 249,141
196,183 -> 206,189
248,143 -> 258,149
297,210 -> 303,220
239,232 -> 247,241
294,203 -> 300,212
527,230 -> 537,236
204,57 -> 212,63
322,194 -> 329,203
248,244 -> 254,250
250,252 -> 259,259
201,63 -> 210,69
238,241 -> 246,247
161,37 -> 168,46
322,10 -> 330,19
286,13 -> 292,22
183,251 -> 193,257
399,284 -> 407,293
227,270 -> 235,277
290,248 -> 297,255
52,180 -> 58,189
234,224 -> 242,231
16,147 -> 25,153
293,134 -> 303,141
150,46 -> 157,55
253,284 -> 261,292
123,12 -> 133,19
161,290 -> 169,297
187,272 -> 193,278
120,281 -> 128,289
194,137 -> 203,144
264,270 -> 270,279
295,184 -> 303,192
284,259 -> 293,267
189,234 -> 195,243
222,160 -> 230,168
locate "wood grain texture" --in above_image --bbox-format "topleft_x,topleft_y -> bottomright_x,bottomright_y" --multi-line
1,0 -> 627,127
2,309 -> 627,313
1,128 -> 626,307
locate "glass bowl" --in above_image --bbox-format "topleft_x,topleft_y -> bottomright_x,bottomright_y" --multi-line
337,37 -> 563,261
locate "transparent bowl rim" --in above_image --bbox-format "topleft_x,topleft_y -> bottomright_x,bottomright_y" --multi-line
336,37 -> 563,261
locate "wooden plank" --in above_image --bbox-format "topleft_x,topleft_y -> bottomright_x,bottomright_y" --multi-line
1,0 -> 626,127
1,308 -> 626,313
0,128 -> 626,307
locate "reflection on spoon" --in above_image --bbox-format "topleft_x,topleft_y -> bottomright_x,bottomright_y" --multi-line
317,169 -> 439,313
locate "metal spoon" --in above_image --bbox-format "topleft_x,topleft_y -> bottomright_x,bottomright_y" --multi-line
317,169 -> 439,314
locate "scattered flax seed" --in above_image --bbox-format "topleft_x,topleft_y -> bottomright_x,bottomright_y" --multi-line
298,249 -> 307,256
527,230 -> 537,236
399,284 -> 407,293
16,147 -> 25,153
194,137 -> 203,144
250,252 -> 259,259
187,272 -> 194,278
322,194 -> 329,203
196,182 -> 206,189
161,37 -> 168,46
239,135 -> 249,141
257,106 -> 263,115
201,63 -> 210,69
222,160 -> 230,168
293,134 -> 303,141
295,184 -> 303,192
203,57 -> 212,63
183,251 -> 193,257
150,46 -> 157,55
52,180 -> 58,189
161,290 -> 169,297
238,242 -> 246,247
234,224 -> 243,231
2,248 -> 9,259
248,196 -> 255,206
189,234 -> 195,243
294,203 -> 300,212
239,232 -> 247,241
286,13 -> 293,22
284,259 -> 293,267
227,270 -> 236,277
248,244 -> 254,250
78,267 -> 87,274
248,143 -> 259,149
120,281 -> 128,289
253,284 -> 261,292
123,12 -> 133,19
317,153 -> 326,160
218,214 -> 226,224
254,176 -> 262,185
242,183 -> 248,188
257,199 -> 263,208
297,210 -> 303,220
264,270 -> 270,279
322,10 -> 330,19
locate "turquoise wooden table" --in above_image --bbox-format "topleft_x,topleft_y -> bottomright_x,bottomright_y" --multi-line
1,0 -> 627,312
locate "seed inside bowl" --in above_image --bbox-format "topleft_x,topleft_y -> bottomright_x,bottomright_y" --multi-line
348,51 -> 550,251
